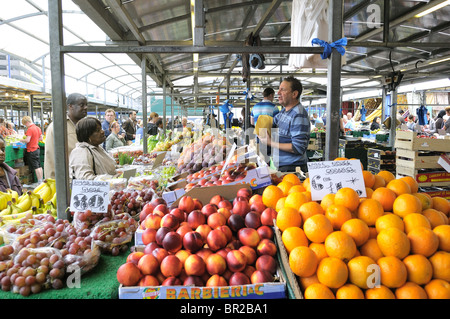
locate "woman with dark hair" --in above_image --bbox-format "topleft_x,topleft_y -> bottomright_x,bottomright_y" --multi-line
370,116 -> 381,131
0,137 -> 22,195
105,121 -> 126,151
69,117 -> 117,180
434,109 -> 446,132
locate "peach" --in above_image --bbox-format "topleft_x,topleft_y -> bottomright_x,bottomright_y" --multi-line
187,210 -> 206,229
216,247 -> 231,259
138,275 -> 159,287
237,188 -> 252,199
255,255 -> 277,274
218,200 -> 233,210
260,208 -> 277,226
143,213 -> 162,230
201,204 -> 218,218
160,255 -> 183,278
217,207 -> 231,220
126,251 -> 144,265
256,239 -> 277,256
233,196 -> 249,206
151,197 -> 167,207
239,245 -> 257,265
226,250 -> 247,272
238,227 -> 261,248
206,229 -> 228,252
192,198 -> 203,210
206,274 -> 228,287
249,194 -> 263,206
183,275 -> 204,287
250,202 -> 266,215
195,224 -> 212,242
152,247 -> 169,264
222,269 -> 233,282
162,276 -> 182,286
245,212 -> 262,229
207,212 -> 227,229
210,195 -> 225,206
169,208 -> 185,223
160,213 -> 180,230
143,242 -> 160,255
137,254 -> 159,276
232,201 -> 251,217
227,239 -> 242,250
154,204 -> 170,216
156,227 -> 171,246
196,248 -> 213,262
227,214 -> 245,232
257,225 -> 274,240
184,254 -> 206,277
243,265 -> 256,279
141,228 -> 157,246
162,231 -> 182,253
116,262 -> 142,286
140,204 -> 154,223
217,225 -> 232,242
250,269 -> 273,284
182,231 -> 204,253
176,224 -> 192,239
175,250 -> 191,265
155,270 -> 166,284
229,272 -> 251,286
179,196 -> 195,213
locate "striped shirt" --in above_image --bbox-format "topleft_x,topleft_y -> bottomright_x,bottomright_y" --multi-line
251,100 -> 279,125
272,103 -> 310,168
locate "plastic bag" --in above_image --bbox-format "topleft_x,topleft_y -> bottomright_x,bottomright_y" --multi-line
72,210 -> 114,231
62,237 -> 101,276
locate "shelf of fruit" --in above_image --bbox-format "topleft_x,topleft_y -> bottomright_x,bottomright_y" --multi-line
117,188 -> 283,291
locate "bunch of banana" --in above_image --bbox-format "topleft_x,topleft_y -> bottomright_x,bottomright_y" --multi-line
7,189 -> 19,202
0,191 -> 13,211
32,179 -> 55,204
16,191 -> 41,212
0,207 -> 35,226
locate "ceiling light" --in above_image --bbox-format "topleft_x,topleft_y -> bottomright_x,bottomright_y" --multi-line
428,56 -> 450,65
415,0 -> 450,18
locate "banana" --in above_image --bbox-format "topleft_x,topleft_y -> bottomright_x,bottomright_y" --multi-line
29,191 -> 41,209
36,183 -> 52,204
0,193 -> 8,211
0,210 -> 31,222
16,193 -> 32,212
32,180 -> 47,194
6,189 -> 18,202
50,192 -> 57,209
47,179 -> 56,197
0,202 -> 14,217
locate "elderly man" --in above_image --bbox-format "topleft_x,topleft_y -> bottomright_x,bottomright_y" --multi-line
344,112 -> 356,131
44,93 -> 88,179
122,111 -> 137,143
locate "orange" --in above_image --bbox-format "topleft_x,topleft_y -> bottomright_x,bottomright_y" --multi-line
298,274 -> 320,292
303,214 -> 333,243
375,213 -> 405,233
431,197 -> 450,216
281,226 -> 308,254
334,157 -> 348,161
299,201 -> 325,225
325,204 -> 353,230
395,282 -> 428,299
324,231 -> 357,262
429,251 -> 450,282
386,179 -> 411,196
422,208 -> 447,228
392,193 -> 422,218
320,193 -> 335,211
371,187 -> 397,212
347,255 -> 377,289
277,181 -> 293,197
403,254 -> 433,285
372,175 -> 386,190
341,218 -> 370,247
433,224 -> 450,252
377,227 -> 410,259
365,285 -> 396,299
302,191 -> 312,202
413,192 -> 433,211
303,283 -> 335,299
284,192 -> 308,211
424,279 -> 450,299
334,187 -> 360,212
335,284 -> 365,299
276,207 -> 302,232
365,187 -> 374,199
309,243 -> 328,263
403,213 -> 431,234
316,257 -> 348,289
407,227 -> 439,257
282,173 -> 301,186
303,177 -> 311,192
275,197 -> 286,212
377,170 -> 396,185
368,226 -> 378,239
262,185 -> 284,209
400,176 -> 419,194
377,256 -> 407,288
362,170 -> 376,189
357,198 -> 384,226
289,246 -> 318,277
360,238 -> 384,262
288,184 -> 306,194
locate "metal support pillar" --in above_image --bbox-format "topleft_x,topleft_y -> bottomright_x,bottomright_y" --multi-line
29,95 -> 34,121
171,90 -> 174,129
324,0 -> 343,161
163,76 -> 167,132
141,57 -> 148,154
48,0 -> 70,220
244,77 -> 251,144
388,88 -> 398,149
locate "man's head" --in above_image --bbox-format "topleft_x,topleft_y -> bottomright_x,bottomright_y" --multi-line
149,112 -> 159,122
263,87 -> 275,101
347,112 -> 353,120
129,111 -> 137,121
277,76 -> 302,108
313,113 -> 318,119
22,116 -> 33,126
67,93 -> 88,123
104,109 -> 116,123
182,117 -> 187,126
445,106 -> 450,115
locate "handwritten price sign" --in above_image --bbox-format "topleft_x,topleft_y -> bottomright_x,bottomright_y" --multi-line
70,180 -> 110,213
307,160 -> 366,201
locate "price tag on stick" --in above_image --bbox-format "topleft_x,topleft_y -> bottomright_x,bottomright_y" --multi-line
307,160 -> 367,201
70,180 -> 110,213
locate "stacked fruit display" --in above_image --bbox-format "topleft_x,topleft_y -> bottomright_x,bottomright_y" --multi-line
267,167 -> 450,299
109,188 -> 156,218
116,189 -> 281,288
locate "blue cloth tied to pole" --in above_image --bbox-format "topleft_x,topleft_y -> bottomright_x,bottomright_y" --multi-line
417,105 -> 428,126
360,104 -> 366,122
311,37 -> 348,59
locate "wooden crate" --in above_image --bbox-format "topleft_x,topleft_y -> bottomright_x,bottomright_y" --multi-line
394,131 -> 450,152
396,149 -> 443,170
396,168 -> 450,187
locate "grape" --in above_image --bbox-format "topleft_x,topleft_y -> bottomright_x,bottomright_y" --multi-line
52,279 -> 63,290
20,286 -> 31,296
14,276 -> 26,287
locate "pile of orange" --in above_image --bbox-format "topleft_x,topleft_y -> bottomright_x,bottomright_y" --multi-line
268,169 -> 450,299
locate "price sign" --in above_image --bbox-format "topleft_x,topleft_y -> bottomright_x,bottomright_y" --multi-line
307,160 -> 367,201
70,180 -> 110,213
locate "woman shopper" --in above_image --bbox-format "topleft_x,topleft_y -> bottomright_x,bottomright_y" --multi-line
370,116 -> 381,131
0,137 -> 22,195
69,117 -> 117,180
105,121 -> 126,151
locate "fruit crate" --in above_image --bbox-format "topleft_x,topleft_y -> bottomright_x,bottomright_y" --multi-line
396,169 -> 450,187
396,149 -> 444,170
418,186 -> 450,200
394,131 -> 450,152
307,138 -> 319,151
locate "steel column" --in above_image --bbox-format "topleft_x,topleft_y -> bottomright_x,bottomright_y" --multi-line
141,57 -> 148,154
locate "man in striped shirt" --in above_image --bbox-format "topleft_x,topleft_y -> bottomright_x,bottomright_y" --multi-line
250,87 -> 279,126
258,76 -> 310,172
